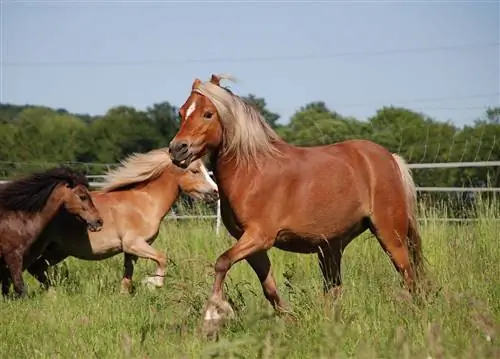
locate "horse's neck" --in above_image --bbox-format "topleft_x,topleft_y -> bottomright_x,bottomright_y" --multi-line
29,187 -> 65,240
137,169 -> 179,220
212,152 -> 251,201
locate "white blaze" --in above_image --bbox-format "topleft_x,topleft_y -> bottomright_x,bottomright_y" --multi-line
185,102 -> 196,119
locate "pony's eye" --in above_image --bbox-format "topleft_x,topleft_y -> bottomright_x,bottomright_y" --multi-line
204,111 -> 213,119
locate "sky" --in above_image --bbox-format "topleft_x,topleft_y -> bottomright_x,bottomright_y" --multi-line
1,0 -> 499,127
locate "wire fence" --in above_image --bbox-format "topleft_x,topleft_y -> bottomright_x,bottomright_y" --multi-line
1,161 -> 499,236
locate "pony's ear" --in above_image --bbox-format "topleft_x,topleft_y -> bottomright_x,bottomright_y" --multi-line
192,78 -> 202,90
210,74 -> 221,86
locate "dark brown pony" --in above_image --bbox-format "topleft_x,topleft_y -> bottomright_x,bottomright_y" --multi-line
168,74 -> 426,336
0,166 -> 103,297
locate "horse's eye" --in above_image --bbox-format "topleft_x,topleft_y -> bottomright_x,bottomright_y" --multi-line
204,111 -> 213,119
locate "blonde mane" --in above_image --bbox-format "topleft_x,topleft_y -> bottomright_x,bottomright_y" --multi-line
100,148 -> 173,192
194,74 -> 283,166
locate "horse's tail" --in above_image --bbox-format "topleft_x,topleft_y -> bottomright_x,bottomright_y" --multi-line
391,153 -> 426,281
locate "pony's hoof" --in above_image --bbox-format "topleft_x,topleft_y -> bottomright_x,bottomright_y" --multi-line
120,279 -> 133,295
46,287 -> 57,298
141,276 -> 164,289
201,300 -> 235,339
278,308 -> 298,323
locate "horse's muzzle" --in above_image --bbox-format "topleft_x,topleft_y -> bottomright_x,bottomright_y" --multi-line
169,141 -> 192,168
205,188 -> 219,203
87,218 -> 104,232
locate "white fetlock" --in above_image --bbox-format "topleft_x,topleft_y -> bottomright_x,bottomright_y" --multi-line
203,300 -> 234,323
141,276 -> 164,288
202,300 -> 235,338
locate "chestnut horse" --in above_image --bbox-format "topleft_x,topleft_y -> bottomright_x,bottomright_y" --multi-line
27,148 -> 219,294
168,74 -> 426,336
0,166 -> 103,297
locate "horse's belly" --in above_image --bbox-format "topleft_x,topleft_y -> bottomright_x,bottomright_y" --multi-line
274,230 -> 321,253
61,235 -> 122,261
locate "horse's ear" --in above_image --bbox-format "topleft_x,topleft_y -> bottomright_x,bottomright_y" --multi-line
192,78 -> 202,90
210,74 -> 221,86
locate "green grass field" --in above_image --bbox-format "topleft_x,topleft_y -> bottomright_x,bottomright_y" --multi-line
1,200 -> 499,359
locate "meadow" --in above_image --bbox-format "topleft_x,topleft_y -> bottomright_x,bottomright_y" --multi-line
0,199 -> 498,359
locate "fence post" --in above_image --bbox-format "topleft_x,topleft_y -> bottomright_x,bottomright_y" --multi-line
215,199 -> 222,237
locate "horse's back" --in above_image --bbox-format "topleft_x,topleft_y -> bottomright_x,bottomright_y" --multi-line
268,139 -> 401,236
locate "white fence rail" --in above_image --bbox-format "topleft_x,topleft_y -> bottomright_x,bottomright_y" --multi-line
1,161 -> 499,235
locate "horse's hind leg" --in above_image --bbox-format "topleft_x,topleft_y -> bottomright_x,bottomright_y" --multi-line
317,242 -> 343,299
246,251 -> 288,312
369,212 -> 415,292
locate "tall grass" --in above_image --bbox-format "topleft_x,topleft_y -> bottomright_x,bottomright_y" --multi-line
0,199 -> 498,358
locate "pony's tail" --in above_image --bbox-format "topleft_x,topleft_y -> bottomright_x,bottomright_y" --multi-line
392,154 -> 426,282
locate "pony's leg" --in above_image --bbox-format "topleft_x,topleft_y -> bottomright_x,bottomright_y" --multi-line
3,253 -> 26,298
317,242 -> 343,299
120,253 -> 138,294
122,240 -> 166,288
27,256 -> 63,290
26,258 -> 51,289
27,249 -> 68,291
0,265 -> 11,296
246,251 -> 288,312
203,228 -> 271,337
370,215 -> 415,292
1,276 -> 11,296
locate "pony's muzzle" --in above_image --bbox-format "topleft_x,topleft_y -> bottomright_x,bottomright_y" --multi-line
87,218 -> 104,232
205,188 -> 219,203
169,140 -> 192,168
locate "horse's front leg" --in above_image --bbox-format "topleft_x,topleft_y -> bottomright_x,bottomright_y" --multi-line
120,253 -> 138,294
3,252 -> 27,298
122,238 -> 166,292
27,246 -> 68,294
0,264 -> 11,297
203,227 -> 272,338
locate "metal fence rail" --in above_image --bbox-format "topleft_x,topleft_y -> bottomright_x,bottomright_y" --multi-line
1,161 -> 499,236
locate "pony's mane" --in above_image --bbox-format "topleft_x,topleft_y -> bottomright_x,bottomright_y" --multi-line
100,148 -> 173,192
194,74 -> 283,166
0,166 -> 89,213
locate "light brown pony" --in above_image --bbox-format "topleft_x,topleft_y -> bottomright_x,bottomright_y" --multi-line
0,166 -> 103,297
27,148 -> 219,294
168,74 -> 426,336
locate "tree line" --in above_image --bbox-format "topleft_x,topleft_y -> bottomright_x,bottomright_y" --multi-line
1,95 -> 499,197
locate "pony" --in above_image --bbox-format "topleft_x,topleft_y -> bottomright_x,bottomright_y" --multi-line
168,74 -> 426,337
0,166 -> 103,297
27,148 -> 219,294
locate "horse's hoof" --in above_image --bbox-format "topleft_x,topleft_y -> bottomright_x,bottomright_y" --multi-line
141,276 -> 164,289
119,278 -> 135,294
46,287 -> 57,298
202,318 -> 221,341
201,299 -> 235,339
278,308 -> 298,323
